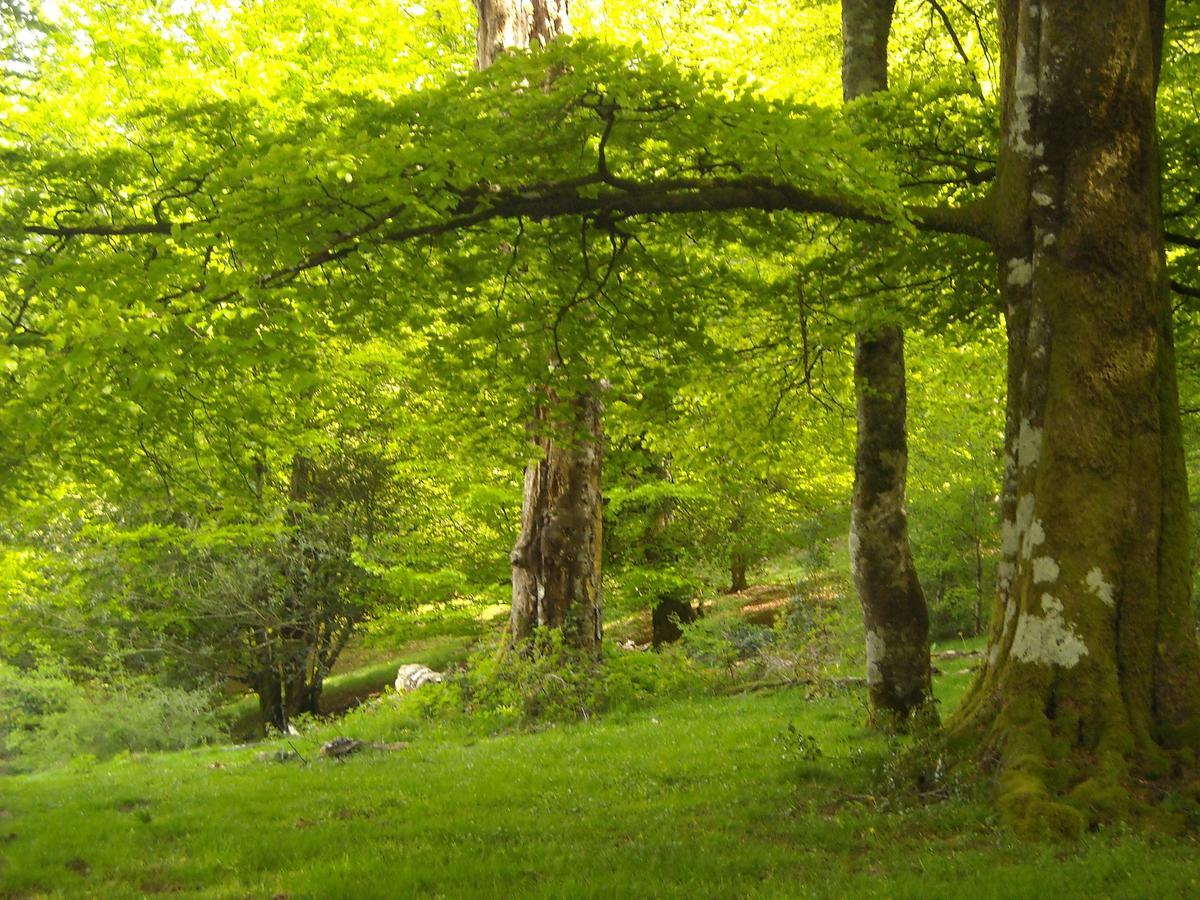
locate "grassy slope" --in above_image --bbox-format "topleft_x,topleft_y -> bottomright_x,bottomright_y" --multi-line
4,659 -> 1198,898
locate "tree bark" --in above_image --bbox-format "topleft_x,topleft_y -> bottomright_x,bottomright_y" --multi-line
952,0 -> 1200,836
473,0 -> 605,652
254,669 -> 286,734
284,673 -> 321,720
474,0 -> 570,70
651,597 -> 698,648
729,550 -> 749,594
843,0 -> 935,728
510,390 -> 605,650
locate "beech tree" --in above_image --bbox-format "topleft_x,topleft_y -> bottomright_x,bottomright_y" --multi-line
842,0 -> 935,728
473,0 -> 605,651
949,0 -> 1200,834
6,0 -> 1200,829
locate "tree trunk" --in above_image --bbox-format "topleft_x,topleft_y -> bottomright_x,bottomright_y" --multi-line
474,0 -> 605,652
280,454 -> 320,722
973,533 -> 984,636
254,669 -> 286,734
842,0 -> 934,728
284,671 -> 321,720
510,390 -> 605,650
474,0 -> 570,70
953,0 -> 1200,836
728,550 -> 749,594
652,597 -> 698,648
850,327 -> 935,725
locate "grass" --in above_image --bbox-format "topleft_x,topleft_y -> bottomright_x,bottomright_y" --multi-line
4,656 -> 1199,898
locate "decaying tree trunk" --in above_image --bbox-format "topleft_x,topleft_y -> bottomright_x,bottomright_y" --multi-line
474,0 -> 570,70
842,0 -> 935,728
473,0 -> 606,651
510,391 -> 605,650
952,0 -> 1200,836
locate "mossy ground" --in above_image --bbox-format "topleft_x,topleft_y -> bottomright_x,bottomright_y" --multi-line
4,651 -> 1198,898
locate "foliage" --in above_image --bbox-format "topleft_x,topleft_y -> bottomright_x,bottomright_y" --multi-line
773,721 -> 824,764
674,582 -> 848,688
680,616 -> 778,673
0,662 -> 221,771
392,631 -> 713,731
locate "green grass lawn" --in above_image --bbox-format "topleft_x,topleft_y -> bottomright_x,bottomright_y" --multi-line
4,658 -> 1198,899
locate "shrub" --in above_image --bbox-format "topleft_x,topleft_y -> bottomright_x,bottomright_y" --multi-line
927,585 -> 982,641
0,662 -> 222,770
679,616 -> 777,673
333,630 -> 716,739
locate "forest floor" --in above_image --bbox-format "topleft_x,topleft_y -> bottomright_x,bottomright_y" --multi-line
4,648 -> 1199,898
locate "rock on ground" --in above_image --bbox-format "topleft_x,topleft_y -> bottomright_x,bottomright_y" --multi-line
395,663 -> 444,692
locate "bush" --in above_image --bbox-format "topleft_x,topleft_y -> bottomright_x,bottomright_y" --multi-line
0,662 -> 222,770
333,630 -> 715,738
679,616 -> 777,673
927,585 -> 982,641
673,589 -> 847,688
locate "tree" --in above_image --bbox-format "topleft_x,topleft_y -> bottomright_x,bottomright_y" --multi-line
7,0 -> 1200,828
842,0 -> 935,728
948,0 -> 1200,834
474,0 -> 606,651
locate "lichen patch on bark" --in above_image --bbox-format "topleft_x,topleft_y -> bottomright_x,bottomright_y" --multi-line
1007,257 -> 1034,286
1009,594 -> 1088,668
1031,556 -> 1059,584
1084,567 -> 1115,606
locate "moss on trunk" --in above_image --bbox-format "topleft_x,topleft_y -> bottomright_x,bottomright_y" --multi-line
952,0 -> 1200,837
843,0 -> 935,729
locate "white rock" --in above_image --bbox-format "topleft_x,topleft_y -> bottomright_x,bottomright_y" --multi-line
394,664 -> 444,692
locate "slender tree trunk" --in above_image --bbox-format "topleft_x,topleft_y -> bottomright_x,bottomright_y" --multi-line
973,534 -> 984,636
510,390 -> 605,650
279,453 -> 319,722
842,0 -> 934,727
474,0 -> 605,651
729,550 -> 749,594
953,0 -> 1200,836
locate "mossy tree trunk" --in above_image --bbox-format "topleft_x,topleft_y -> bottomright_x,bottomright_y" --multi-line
472,0 -> 606,651
510,391 -> 605,651
952,0 -> 1200,835
842,0 -> 935,728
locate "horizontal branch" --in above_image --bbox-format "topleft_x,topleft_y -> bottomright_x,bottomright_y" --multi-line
19,175 -> 996,294
1170,278 -> 1200,300
380,175 -> 996,246
24,221 -> 175,237
1166,230 -> 1200,250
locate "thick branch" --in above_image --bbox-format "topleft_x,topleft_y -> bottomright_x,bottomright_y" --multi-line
1166,230 -> 1200,250
380,176 -> 995,245
20,175 -> 996,293
1170,279 -> 1200,300
24,221 -> 176,237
